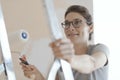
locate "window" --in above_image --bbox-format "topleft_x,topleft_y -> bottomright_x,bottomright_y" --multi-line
94,0 -> 120,80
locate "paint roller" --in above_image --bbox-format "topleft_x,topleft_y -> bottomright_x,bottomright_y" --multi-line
8,29 -> 30,54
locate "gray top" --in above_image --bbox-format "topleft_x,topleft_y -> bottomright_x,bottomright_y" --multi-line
58,43 -> 109,80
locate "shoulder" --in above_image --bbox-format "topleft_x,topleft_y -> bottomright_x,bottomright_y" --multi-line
88,43 -> 110,57
90,43 -> 110,67
92,43 -> 109,56
89,43 -> 109,66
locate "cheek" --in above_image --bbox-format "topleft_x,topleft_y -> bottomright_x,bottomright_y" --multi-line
64,30 -> 69,37
78,27 -> 89,38
83,28 -> 89,39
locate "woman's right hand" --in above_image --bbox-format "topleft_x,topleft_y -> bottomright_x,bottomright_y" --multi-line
49,38 -> 75,61
20,63 -> 45,80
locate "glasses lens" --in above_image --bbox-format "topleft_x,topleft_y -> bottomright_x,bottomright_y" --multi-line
73,20 -> 82,28
62,22 -> 70,29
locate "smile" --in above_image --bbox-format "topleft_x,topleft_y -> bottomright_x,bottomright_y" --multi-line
68,34 -> 79,37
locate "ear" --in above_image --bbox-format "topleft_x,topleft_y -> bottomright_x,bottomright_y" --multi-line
89,24 -> 93,33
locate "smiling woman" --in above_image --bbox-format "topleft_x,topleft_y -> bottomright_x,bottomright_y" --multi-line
20,5 -> 109,80
53,5 -> 109,80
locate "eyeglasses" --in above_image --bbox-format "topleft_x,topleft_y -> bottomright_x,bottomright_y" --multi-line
61,20 -> 83,29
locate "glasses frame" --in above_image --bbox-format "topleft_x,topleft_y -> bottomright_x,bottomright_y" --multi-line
61,19 -> 84,29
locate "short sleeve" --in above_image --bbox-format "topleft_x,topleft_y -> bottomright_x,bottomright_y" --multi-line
92,44 -> 109,56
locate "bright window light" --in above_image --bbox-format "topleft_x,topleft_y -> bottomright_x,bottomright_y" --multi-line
93,0 -> 120,80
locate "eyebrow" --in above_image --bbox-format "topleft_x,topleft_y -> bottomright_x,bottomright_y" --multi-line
65,18 -> 82,22
73,18 -> 82,21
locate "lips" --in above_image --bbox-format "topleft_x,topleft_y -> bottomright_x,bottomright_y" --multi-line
67,33 -> 79,37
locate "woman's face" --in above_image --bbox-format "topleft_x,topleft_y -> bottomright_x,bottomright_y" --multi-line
64,12 -> 93,44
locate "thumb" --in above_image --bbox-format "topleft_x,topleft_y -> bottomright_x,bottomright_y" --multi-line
63,55 -> 73,63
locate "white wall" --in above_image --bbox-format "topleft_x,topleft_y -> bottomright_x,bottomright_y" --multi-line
94,0 -> 120,80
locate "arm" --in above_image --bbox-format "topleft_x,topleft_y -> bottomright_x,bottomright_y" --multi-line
68,52 -> 107,74
67,44 -> 109,74
50,39 -> 109,74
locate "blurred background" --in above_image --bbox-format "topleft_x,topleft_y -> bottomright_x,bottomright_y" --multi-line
0,0 -> 93,80
1,0 -> 119,80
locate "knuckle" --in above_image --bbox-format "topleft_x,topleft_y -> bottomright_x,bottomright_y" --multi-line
70,43 -> 74,48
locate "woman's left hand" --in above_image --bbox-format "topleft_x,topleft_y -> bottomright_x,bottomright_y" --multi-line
20,63 -> 44,80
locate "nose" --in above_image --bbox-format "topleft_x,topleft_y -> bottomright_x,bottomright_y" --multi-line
69,23 -> 75,31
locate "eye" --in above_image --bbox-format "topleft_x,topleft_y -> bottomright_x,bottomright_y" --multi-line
73,20 -> 82,27
74,20 -> 82,24
61,21 -> 70,29
64,22 -> 70,27
74,20 -> 79,25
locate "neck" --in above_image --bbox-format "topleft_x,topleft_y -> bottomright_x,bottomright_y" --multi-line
73,42 -> 89,55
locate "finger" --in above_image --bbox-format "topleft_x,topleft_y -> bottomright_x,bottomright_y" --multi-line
61,49 -> 75,55
52,43 -> 74,58
50,38 -> 71,47
53,52 -> 63,58
49,39 -> 62,47
20,62 -> 28,70
55,44 -> 74,55
52,45 -> 61,53
59,43 -> 74,50
60,38 -> 71,44
29,74 -> 36,79
20,62 -> 26,66
63,55 -> 73,63
53,48 -> 74,58
24,70 -> 33,74
20,64 -> 33,71
24,65 -> 34,71
24,70 -> 34,78
52,40 -> 73,52
54,39 -> 71,47
24,72 -> 32,78
24,67 -> 36,77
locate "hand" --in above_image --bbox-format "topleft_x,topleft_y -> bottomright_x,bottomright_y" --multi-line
50,38 -> 75,60
20,63 -> 44,80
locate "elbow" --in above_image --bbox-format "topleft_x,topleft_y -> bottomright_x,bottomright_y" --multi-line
81,57 -> 96,74
77,63 -> 94,74
71,55 -> 95,74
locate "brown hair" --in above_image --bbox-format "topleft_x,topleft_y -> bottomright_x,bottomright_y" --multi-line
65,5 -> 93,26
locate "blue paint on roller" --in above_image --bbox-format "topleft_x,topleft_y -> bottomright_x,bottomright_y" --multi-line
21,32 -> 27,39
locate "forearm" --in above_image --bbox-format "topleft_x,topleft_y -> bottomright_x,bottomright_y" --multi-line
70,55 -> 96,74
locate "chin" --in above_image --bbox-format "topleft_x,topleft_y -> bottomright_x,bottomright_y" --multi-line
71,38 -> 85,44
69,38 -> 79,43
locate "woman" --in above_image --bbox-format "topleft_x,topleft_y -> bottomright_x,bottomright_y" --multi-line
20,5 -> 109,80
